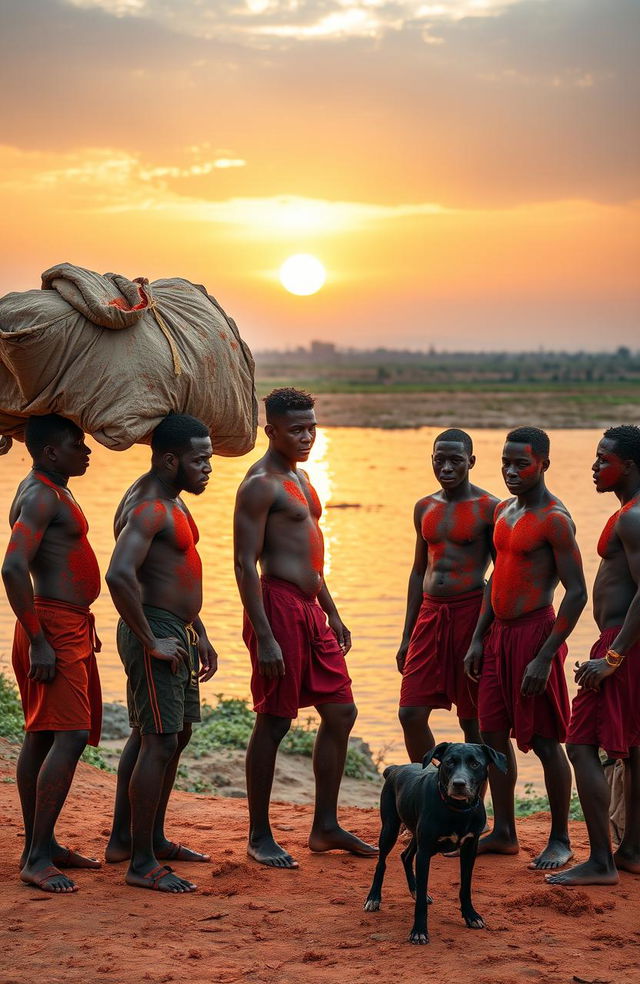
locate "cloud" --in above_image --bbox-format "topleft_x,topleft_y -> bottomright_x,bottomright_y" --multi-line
0,0 -> 637,209
64,0 -> 523,43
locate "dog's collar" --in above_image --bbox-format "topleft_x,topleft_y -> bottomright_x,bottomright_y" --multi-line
437,782 -> 480,812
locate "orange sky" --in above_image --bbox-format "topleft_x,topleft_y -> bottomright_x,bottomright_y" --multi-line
0,0 -> 638,350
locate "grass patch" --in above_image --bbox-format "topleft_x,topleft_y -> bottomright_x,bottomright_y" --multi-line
483,782 -> 584,821
191,695 -> 378,780
0,672 -> 113,771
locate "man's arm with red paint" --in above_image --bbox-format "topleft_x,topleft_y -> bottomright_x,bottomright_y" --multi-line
2,488 -> 58,682
521,511 -> 587,697
317,581 -> 351,655
576,509 -> 640,692
106,501 -> 186,672
233,476 -> 285,678
396,498 -> 428,673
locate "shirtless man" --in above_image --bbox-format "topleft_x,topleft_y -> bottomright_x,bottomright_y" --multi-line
234,387 -> 377,869
397,429 -> 499,761
105,414 -> 218,893
548,426 -> 640,886
465,426 -> 587,870
2,414 -> 102,893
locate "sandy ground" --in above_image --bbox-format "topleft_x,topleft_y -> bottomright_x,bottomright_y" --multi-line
1,739 -> 639,984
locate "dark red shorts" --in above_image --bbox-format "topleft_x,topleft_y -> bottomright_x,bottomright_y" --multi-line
567,627 -> 640,759
399,588 -> 482,719
243,576 -> 354,719
477,605 -> 570,753
12,597 -> 102,747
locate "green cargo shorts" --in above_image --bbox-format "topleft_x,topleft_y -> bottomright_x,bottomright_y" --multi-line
118,605 -> 201,735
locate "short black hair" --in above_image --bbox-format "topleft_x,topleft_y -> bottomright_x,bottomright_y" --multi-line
506,426 -> 550,458
603,425 -> 640,470
24,414 -> 82,458
434,428 -> 473,455
264,387 -> 315,422
151,413 -> 210,456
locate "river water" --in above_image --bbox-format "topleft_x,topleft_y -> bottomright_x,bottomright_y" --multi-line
0,427 -> 615,790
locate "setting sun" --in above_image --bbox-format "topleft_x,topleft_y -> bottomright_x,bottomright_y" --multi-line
279,254 -> 326,296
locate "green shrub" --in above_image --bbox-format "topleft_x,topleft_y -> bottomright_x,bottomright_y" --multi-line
0,673 -> 23,742
0,672 -> 113,770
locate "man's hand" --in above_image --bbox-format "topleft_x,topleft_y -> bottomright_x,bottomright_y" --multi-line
521,655 -> 552,696
257,637 -> 286,678
396,640 -> 409,674
28,635 -> 56,683
329,614 -> 352,655
574,657 -> 618,692
464,640 -> 484,681
147,637 -> 187,674
198,635 -> 219,683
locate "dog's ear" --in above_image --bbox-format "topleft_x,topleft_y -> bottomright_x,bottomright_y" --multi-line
481,745 -> 508,774
422,741 -> 450,769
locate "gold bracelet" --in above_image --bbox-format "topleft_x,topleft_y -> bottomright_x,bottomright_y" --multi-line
605,648 -> 624,667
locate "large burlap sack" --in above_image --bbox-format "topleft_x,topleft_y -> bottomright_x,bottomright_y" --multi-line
0,263 -> 257,455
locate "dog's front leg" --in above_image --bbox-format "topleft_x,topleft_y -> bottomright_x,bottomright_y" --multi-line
408,848 -> 431,944
459,835 -> 485,929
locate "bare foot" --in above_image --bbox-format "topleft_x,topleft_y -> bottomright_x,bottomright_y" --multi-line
155,842 -> 210,863
105,834 -> 130,864
247,835 -> 299,869
528,839 -> 573,871
545,859 -> 619,886
53,847 -> 102,870
614,849 -> 640,874
476,831 -> 519,856
20,861 -> 78,893
125,863 -> 197,893
308,826 -> 378,857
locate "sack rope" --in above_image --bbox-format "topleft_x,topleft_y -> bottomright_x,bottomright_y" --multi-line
147,299 -> 182,377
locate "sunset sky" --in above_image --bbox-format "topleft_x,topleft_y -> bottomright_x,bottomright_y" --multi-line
0,0 -> 638,350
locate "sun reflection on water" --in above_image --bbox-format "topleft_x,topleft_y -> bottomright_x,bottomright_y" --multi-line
307,427 -> 333,577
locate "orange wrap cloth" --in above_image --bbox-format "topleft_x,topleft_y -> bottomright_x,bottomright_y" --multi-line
12,597 -> 102,746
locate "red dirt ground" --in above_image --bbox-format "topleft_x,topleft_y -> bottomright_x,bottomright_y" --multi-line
1,742 -> 639,984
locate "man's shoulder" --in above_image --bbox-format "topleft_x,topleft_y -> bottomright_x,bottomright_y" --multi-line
414,491 -> 442,512
14,474 -> 61,514
616,497 -> 640,537
236,467 -> 281,507
468,487 -> 501,513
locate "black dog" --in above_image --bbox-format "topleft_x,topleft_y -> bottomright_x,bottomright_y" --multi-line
364,741 -> 507,944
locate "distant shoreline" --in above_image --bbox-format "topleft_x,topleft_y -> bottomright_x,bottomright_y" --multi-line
255,389 -> 640,430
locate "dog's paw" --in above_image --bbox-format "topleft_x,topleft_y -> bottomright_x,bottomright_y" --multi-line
408,928 -> 429,945
363,898 -> 381,911
463,910 -> 485,929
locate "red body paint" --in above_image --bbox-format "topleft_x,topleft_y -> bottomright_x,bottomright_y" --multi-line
133,499 -> 167,536
597,501 -> 634,558
6,522 -> 43,555
283,480 -> 307,507
492,504 -> 570,619
421,494 -> 494,593
173,506 -> 203,589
